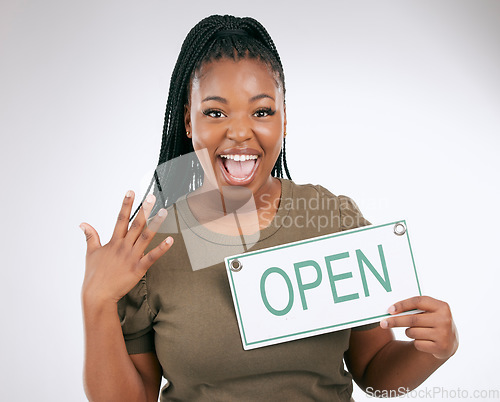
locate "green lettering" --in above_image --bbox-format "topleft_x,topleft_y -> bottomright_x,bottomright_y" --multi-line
324,252 -> 359,303
260,267 -> 294,316
356,245 -> 392,297
294,260 -> 322,310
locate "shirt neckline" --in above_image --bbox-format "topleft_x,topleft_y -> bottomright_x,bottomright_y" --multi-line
174,178 -> 292,246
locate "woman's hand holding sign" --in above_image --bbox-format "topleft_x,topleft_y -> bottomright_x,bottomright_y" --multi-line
380,296 -> 458,360
346,295 -> 458,394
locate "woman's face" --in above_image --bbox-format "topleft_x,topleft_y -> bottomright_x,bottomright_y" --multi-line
185,57 -> 286,196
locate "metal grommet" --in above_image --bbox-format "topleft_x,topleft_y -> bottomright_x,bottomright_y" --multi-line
394,222 -> 406,236
230,259 -> 243,272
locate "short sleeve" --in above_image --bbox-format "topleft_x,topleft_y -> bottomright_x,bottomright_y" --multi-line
338,195 -> 371,231
117,276 -> 156,355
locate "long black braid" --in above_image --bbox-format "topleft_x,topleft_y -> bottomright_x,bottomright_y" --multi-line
131,15 -> 292,220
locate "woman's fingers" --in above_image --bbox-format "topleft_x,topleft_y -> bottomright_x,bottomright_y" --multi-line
125,194 -> 156,244
80,223 -> 102,252
132,208 -> 169,256
405,326 -> 436,341
137,236 -> 174,274
380,296 -> 449,329
413,340 -> 437,355
111,190 -> 135,241
390,296 -> 439,314
380,312 -> 434,329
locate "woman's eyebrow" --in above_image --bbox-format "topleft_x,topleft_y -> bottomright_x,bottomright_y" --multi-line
201,94 -> 275,103
250,93 -> 275,102
202,96 -> 227,103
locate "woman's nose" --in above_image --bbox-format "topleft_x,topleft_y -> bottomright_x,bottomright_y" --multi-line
227,116 -> 253,142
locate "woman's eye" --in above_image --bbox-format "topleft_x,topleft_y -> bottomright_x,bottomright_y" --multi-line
254,108 -> 275,118
203,109 -> 225,118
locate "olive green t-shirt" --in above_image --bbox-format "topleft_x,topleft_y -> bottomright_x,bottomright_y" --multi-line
118,179 -> 378,401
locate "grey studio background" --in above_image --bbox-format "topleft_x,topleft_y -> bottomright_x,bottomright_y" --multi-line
1,1 -> 499,401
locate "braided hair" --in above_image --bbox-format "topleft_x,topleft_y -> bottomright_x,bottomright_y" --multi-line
131,15 -> 291,220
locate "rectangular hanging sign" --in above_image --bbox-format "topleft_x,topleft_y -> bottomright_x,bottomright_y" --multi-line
225,220 -> 422,350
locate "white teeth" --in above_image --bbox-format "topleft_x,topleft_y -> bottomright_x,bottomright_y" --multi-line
220,154 -> 258,161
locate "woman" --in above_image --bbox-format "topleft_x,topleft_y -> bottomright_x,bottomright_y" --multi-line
80,15 -> 458,402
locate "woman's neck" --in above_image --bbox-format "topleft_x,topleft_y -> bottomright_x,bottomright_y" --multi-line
186,177 -> 282,236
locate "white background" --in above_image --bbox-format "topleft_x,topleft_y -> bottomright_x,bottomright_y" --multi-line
1,1 -> 499,401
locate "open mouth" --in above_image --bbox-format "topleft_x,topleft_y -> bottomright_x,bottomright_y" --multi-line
218,154 -> 260,185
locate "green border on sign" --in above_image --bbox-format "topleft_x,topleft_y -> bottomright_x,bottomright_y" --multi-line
226,220 -> 422,348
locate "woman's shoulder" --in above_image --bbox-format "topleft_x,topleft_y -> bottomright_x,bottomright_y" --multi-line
281,179 -> 370,230
282,178 -> 356,205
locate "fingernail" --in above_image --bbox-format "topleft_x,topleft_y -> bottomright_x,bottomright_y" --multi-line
126,190 -> 133,198
165,236 -> 173,245
380,320 -> 388,329
79,224 -> 86,234
146,194 -> 155,203
158,209 -> 167,217
388,305 -> 396,314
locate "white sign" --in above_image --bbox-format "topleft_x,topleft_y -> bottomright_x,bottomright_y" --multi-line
225,221 -> 421,350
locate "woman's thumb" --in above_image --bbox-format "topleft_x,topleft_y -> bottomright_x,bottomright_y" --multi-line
79,223 -> 101,251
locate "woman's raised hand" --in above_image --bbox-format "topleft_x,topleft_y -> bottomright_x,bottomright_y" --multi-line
80,190 -> 173,306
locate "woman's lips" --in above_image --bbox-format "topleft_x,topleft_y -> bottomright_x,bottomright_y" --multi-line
217,155 -> 260,186
218,147 -> 260,157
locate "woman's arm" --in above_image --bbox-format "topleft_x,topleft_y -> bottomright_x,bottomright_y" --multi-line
345,296 -> 458,395
82,298 -> 161,402
80,191 -> 171,401
130,353 -> 163,401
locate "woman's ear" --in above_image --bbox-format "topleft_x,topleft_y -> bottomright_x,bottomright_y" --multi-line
184,103 -> 192,138
283,103 -> 287,136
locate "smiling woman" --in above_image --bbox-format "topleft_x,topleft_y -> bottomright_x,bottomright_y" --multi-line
80,14 -> 458,402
